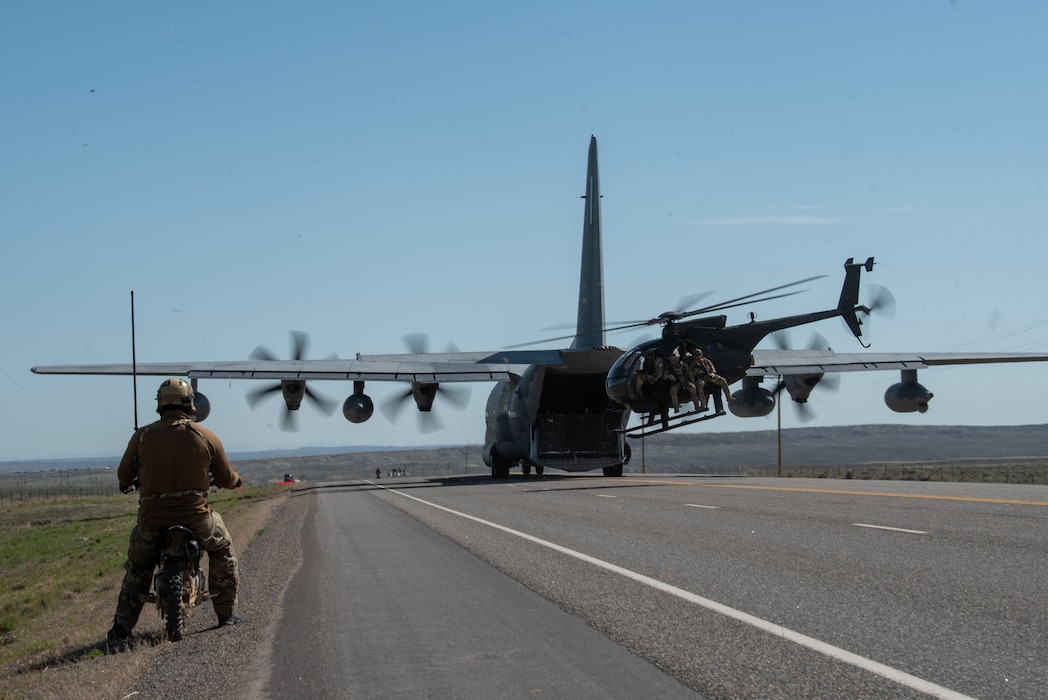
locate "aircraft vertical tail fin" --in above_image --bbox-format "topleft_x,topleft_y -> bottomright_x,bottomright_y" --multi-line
839,256 -> 875,345
572,136 -> 606,349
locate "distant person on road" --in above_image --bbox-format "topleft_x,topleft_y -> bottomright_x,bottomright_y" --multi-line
106,378 -> 244,650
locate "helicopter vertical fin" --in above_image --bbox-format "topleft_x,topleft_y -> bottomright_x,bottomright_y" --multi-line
572,135 -> 606,350
839,256 -> 874,343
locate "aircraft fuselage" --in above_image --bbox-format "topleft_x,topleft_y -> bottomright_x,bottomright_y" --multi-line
483,349 -> 630,477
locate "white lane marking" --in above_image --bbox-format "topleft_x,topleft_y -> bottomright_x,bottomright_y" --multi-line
378,483 -> 973,700
685,504 -> 719,509
853,523 -> 928,535
596,494 -> 617,498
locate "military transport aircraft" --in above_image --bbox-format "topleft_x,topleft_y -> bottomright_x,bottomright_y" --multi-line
31,136 -> 1048,478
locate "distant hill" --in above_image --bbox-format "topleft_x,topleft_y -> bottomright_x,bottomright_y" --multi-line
4,425 -> 1047,488
231,424 -> 1048,484
640,423 -> 1048,469
0,444 -> 421,474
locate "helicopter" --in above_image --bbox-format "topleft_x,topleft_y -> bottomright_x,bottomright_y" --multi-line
606,257 -> 901,436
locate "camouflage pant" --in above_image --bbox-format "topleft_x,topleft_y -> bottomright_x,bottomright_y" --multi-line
112,509 -> 238,632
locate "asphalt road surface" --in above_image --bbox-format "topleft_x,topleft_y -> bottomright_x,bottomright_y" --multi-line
132,475 -> 1048,699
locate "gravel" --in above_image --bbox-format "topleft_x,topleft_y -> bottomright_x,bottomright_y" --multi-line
127,490 -> 309,698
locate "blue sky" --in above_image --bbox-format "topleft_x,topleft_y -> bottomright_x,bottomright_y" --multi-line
4,2 -> 1047,460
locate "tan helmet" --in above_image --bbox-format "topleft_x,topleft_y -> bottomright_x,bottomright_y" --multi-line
156,377 -> 196,414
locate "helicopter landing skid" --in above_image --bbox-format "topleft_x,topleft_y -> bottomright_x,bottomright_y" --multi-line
619,407 -> 727,439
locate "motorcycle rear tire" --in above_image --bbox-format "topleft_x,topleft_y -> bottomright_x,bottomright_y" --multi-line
165,569 -> 187,642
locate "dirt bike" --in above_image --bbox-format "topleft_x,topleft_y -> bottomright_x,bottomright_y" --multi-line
144,525 -> 209,642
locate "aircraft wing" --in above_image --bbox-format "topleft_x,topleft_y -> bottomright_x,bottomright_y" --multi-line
748,350 -> 1048,376
30,349 -> 567,383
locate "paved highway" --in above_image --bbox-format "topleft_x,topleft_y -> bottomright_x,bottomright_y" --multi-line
134,475 -> 1048,699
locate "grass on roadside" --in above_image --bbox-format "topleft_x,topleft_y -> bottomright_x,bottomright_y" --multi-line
0,486 -> 284,670
0,497 -> 136,665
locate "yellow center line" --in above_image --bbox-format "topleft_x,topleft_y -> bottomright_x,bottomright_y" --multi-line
619,478 -> 1048,507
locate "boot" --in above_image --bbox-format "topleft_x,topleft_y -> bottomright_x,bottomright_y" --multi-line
217,612 -> 243,626
105,623 -> 133,653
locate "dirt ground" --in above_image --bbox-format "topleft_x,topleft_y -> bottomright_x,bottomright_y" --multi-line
0,493 -> 286,700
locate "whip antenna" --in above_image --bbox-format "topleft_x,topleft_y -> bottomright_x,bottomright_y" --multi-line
131,291 -> 139,431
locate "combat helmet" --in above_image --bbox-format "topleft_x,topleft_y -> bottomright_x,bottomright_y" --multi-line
156,377 -> 196,415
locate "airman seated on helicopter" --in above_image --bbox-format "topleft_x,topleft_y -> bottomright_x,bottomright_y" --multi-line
682,345 -> 735,411
632,350 -> 668,397
631,344 -> 734,415
666,352 -> 700,412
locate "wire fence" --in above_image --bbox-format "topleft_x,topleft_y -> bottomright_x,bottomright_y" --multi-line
742,463 -> 1048,484
0,486 -> 121,507
629,460 -> 1048,484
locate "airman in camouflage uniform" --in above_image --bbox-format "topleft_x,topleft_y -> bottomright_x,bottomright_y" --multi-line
666,352 -> 701,412
632,351 -> 668,398
687,347 -> 735,411
106,378 -> 243,649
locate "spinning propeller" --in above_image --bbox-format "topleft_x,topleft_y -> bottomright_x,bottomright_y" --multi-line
245,331 -> 337,431
849,283 -> 897,347
771,330 -> 841,423
380,333 -> 472,433
862,283 -> 896,317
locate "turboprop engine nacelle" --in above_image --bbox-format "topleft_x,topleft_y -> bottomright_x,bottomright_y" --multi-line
188,380 -> 210,422
782,373 -> 824,404
728,377 -> 776,418
884,369 -> 933,413
342,381 -> 374,423
192,392 -> 211,422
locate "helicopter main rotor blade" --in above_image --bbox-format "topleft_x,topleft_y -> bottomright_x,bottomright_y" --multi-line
679,275 -> 827,319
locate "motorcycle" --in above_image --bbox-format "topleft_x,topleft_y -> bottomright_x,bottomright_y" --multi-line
144,525 -> 209,642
